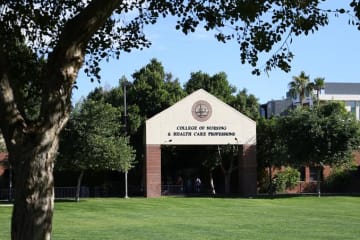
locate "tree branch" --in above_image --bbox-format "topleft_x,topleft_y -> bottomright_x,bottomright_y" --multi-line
40,0 -> 123,132
0,49 -> 27,147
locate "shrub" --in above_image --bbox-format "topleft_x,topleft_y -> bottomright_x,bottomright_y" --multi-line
273,167 -> 300,193
323,167 -> 353,193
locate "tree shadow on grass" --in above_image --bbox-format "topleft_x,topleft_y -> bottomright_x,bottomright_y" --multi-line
0,200 -> 13,206
180,192 -> 360,199
55,198 -> 78,203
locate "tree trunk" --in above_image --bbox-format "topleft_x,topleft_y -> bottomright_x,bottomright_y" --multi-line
75,170 -> 85,202
269,166 -> 274,198
0,2 -> 126,239
10,133 -> 59,240
209,171 -> 216,195
124,171 -> 129,198
224,173 -> 231,194
317,168 -> 321,198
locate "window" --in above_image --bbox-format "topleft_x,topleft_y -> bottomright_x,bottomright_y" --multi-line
298,167 -> 306,181
309,167 -> 323,181
346,101 -> 356,115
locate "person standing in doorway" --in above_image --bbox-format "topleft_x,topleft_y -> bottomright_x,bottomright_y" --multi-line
176,175 -> 183,193
195,177 -> 201,193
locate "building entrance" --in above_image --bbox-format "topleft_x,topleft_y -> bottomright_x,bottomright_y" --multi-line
145,89 -> 257,197
162,146 -> 210,195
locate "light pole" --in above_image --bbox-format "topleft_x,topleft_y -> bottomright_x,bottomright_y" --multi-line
123,80 -> 129,199
9,163 -> 12,202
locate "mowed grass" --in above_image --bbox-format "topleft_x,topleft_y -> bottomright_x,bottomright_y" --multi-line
1,196 -> 360,239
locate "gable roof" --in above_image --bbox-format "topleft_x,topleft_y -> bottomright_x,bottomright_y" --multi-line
146,89 -> 256,145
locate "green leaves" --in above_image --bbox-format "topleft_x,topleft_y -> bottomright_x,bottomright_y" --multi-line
273,167 -> 301,192
129,59 -> 186,118
279,103 -> 360,166
57,99 -> 136,173
257,117 -> 287,169
3,0 -> 358,82
184,71 -> 236,102
3,41 -> 43,122
231,88 -> 260,121
258,102 -> 360,173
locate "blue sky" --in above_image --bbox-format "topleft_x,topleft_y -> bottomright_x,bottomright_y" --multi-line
74,1 -> 360,104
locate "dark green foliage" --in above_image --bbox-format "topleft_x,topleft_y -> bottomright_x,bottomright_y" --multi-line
231,88 -> 260,121
79,59 -> 186,180
257,102 -> 360,192
2,42 -> 44,122
1,1 -> 154,81
128,59 -> 186,119
2,1 -> 359,81
280,102 -> 360,167
257,117 -> 287,193
323,166 -> 354,193
118,59 -> 185,135
184,71 -> 236,103
257,117 -> 287,169
57,99 -> 136,173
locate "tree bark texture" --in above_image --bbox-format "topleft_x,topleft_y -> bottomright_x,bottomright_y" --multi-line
0,1 -> 122,239
10,132 -> 58,240
76,170 -> 85,202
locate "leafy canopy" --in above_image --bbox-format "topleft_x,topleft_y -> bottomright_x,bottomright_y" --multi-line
57,99 -> 136,173
279,102 -> 360,167
2,1 -> 360,79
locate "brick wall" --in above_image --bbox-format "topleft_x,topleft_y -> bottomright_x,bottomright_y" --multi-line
239,144 -> 257,196
0,152 -> 8,176
145,145 -> 161,197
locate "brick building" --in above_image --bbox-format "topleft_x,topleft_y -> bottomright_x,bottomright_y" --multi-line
260,82 -> 360,193
144,89 -> 257,197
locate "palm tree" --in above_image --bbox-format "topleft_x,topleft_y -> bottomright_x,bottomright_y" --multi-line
312,77 -> 325,105
288,71 -> 313,106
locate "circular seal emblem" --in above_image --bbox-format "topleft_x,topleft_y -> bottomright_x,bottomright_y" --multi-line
192,100 -> 212,122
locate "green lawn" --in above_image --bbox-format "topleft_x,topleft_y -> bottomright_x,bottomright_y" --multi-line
1,196 -> 360,239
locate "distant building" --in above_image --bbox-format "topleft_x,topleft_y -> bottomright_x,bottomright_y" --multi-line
261,82 -> 360,119
260,82 -> 360,194
286,89 -> 314,107
260,98 -> 292,118
319,82 -> 360,120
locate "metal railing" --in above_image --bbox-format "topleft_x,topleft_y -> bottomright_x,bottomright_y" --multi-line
54,187 -> 88,199
0,187 -> 89,200
0,185 -> 144,201
162,185 -> 184,195
0,188 -> 14,201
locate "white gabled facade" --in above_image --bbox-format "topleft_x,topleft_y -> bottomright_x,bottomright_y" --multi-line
145,89 -> 256,146
144,89 -> 257,197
